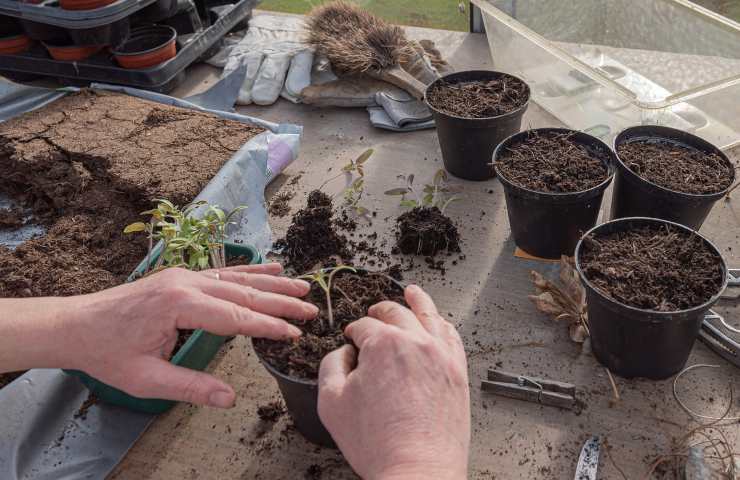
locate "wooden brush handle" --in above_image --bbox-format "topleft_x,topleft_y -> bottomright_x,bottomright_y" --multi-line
372,66 -> 427,100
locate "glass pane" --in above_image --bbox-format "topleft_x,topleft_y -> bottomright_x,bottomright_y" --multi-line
259,0 -> 471,31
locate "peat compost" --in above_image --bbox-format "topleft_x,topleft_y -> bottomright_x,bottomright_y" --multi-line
617,140 -> 733,195
394,206 -> 461,256
579,224 -> 724,311
273,191 -> 351,274
496,131 -> 609,193
254,270 -> 405,380
426,76 -> 528,119
0,90 -> 263,298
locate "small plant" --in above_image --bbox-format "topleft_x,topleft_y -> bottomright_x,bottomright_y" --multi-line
298,265 -> 357,330
384,169 -> 462,213
317,149 -> 373,217
124,199 -> 246,273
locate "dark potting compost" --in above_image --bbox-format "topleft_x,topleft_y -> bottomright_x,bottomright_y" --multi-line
616,140 -> 733,195
273,191 -> 352,274
0,90 -> 264,298
394,206 -> 461,256
579,224 -> 724,311
254,270 -> 405,380
426,76 -> 528,119
495,131 -> 609,193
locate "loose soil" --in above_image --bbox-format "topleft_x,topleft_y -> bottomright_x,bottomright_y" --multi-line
0,89 -> 263,298
268,191 -> 295,218
253,269 -> 405,380
616,140 -> 733,195
0,206 -> 24,229
426,75 -> 528,118
394,206 -> 461,256
257,400 -> 286,422
495,131 -> 609,193
74,393 -> 98,420
273,191 -> 351,274
579,224 -> 724,311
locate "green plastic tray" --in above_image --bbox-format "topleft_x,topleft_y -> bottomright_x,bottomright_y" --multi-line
65,242 -> 262,414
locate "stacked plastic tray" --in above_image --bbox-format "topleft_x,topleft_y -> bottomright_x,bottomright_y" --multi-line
0,0 -> 256,92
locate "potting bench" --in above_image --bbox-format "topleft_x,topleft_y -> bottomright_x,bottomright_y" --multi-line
109,11 -> 740,479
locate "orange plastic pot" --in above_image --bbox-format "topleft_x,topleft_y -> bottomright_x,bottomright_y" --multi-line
44,42 -> 104,61
60,0 -> 116,10
0,34 -> 32,55
112,25 -> 177,69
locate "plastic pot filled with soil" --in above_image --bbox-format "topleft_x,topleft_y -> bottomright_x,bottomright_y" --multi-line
492,128 -> 615,259
611,126 -> 735,230
575,217 -> 728,379
253,268 -> 405,446
0,32 -> 32,55
43,40 -> 105,61
112,25 -> 177,69
425,70 -> 530,181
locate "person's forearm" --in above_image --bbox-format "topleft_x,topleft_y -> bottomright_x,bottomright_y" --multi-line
0,296 -> 83,373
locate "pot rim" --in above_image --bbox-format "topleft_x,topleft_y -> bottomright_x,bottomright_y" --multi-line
424,70 -> 531,122
492,127 -> 616,199
613,125 -> 736,200
112,25 -> 176,57
574,216 -> 729,317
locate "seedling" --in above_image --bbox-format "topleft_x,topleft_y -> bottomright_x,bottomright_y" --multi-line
298,265 -> 357,330
384,169 -> 462,213
124,199 -> 246,273
318,149 -> 373,217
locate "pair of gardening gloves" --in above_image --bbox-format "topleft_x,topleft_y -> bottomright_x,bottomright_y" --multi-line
206,15 -> 452,131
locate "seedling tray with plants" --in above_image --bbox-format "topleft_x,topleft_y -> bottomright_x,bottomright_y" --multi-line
0,0 -> 257,92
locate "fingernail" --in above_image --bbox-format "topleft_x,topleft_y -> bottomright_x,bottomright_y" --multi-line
305,304 -> 319,316
288,325 -> 303,337
293,279 -> 311,290
407,284 -> 421,294
209,390 -> 235,408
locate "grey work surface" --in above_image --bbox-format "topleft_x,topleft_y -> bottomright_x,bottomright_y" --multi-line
107,20 -> 740,480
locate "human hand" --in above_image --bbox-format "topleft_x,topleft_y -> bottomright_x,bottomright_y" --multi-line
64,263 -> 317,408
318,285 -> 470,480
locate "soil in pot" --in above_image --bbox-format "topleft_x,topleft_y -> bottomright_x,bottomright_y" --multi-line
254,269 -> 405,379
0,90 -> 264,298
495,130 -> 609,193
426,75 -> 528,119
393,206 -> 461,256
273,191 -> 352,274
579,224 -> 724,311
616,139 -> 733,195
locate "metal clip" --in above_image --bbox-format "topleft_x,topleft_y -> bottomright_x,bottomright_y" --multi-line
481,369 -> 576,410
699,310 -> 739,369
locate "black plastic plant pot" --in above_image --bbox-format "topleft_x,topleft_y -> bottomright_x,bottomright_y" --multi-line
20,19 -> 69,43
492,128 -> 616,259
133,0 -> 179,23
425,70 -> 530,181
611,126 -> 735,230
574,217 -> 729,380
253,348 -> 335,447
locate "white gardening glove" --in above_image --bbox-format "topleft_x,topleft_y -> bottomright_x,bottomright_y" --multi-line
213,15 -> 313,106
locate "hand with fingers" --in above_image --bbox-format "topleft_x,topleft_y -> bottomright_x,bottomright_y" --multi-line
318,285 -> 470,480
0,262 -> 317,409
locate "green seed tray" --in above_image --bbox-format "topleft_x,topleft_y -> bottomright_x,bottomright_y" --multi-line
64,242 -> 261,414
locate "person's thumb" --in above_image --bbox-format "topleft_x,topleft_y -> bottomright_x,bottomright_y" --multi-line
119,358 -> 236,409
318,344 -> 356,404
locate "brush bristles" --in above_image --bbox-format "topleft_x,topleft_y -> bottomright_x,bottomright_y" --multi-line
306,0 -> 412,75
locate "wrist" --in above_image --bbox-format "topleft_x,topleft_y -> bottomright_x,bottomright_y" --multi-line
0,296 -> 90,372
375,463 -> 467,480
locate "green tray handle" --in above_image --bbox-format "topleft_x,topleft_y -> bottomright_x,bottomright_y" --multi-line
65,242 -> 262,414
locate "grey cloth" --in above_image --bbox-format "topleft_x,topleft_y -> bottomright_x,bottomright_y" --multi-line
367,91 -> 435,132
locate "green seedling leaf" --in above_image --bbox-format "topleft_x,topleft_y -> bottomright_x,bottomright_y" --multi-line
385,188 -> 410,196
400,199 -> 419,208
356,148 -> 373,165
123,222 -> 147,234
